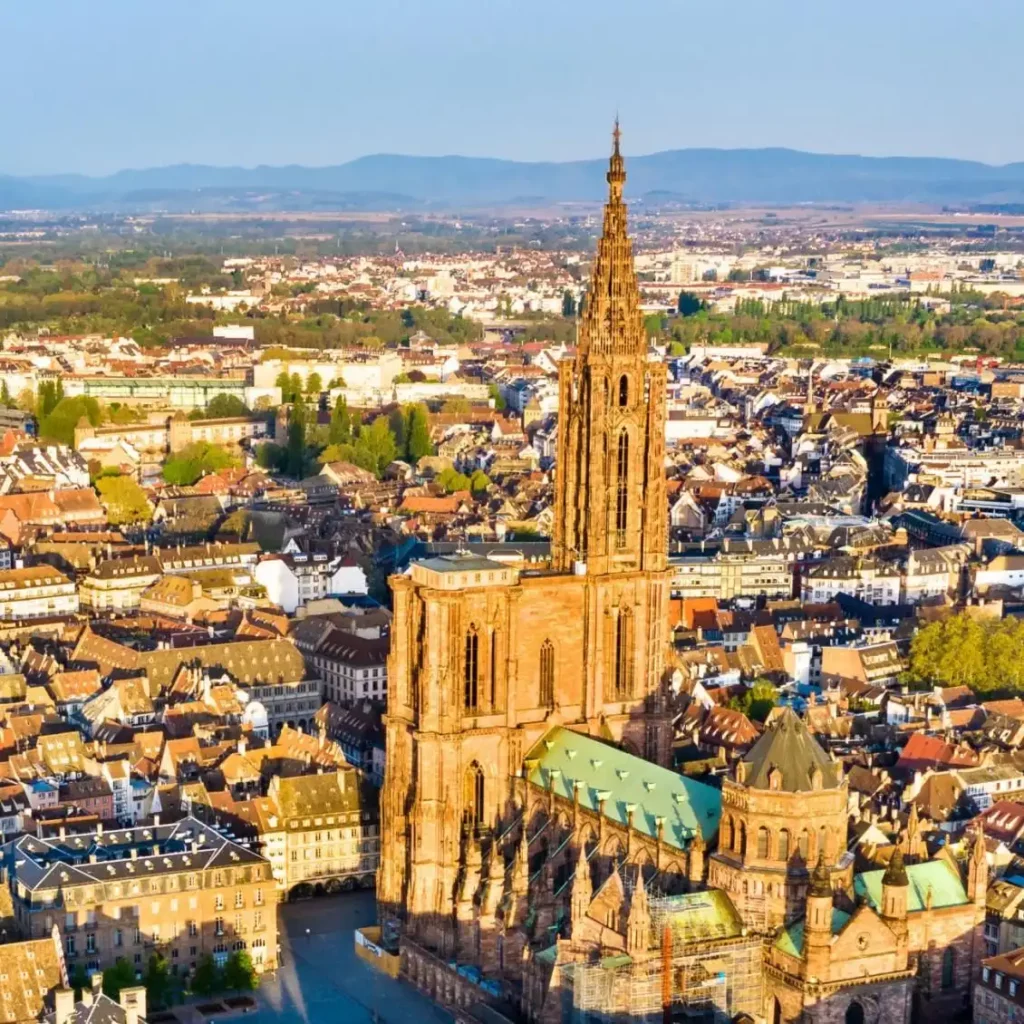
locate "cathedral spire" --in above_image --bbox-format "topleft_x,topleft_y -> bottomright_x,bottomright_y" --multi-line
576,120 -> 645,359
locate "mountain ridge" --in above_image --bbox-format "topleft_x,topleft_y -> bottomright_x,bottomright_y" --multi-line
6,146 -> 1024,211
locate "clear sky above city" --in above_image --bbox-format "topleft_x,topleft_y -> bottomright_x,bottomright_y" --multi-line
4,0 -> 1022,176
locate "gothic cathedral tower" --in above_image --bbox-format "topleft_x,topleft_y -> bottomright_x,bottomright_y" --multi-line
553,121 -> 668,578
378,126 -> 672,954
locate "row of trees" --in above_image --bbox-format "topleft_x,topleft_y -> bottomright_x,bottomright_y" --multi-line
905,614 -> 1024,693
257,395 -> 436,480
97,950 -> 257,1009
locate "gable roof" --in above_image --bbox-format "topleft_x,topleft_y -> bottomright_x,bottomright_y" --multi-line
855,859 -> 969,913
524,726 -> 721,849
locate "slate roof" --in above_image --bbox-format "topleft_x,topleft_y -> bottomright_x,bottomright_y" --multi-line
524,726 -> 721,849
740,706 -> 840,793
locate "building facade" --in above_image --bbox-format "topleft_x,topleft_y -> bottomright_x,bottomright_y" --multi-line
379,127 -> 674,953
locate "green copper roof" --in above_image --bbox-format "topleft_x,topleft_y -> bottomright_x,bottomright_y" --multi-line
855,860 -> 968,913
524,726 -> 721,849
658,890 -> 744,944
775,909 -> 851,958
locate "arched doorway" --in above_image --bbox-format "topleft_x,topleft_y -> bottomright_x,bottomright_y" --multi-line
845,1001 -> 864,1024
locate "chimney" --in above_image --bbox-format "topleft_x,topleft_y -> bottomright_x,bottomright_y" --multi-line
119,986 -> 146,1024
54,988 -> 75,1024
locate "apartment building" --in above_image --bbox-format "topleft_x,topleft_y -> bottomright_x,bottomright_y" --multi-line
8,817 -> 278,977
305,632 -> 388,706
239,771 -> 379,896
801,556 -> 902,606
79,556 -> 163,613
668,538 -> 815,601
0,566 -> 79,621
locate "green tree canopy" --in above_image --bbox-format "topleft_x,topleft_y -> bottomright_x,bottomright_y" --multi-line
223,951 -> 259,993
96,475 -> 153,525
404,403 -> 433,461
306,371 -> 323,396
436,467 -> 471,493
102,959 -> 138,1001
197,393 -> 249,419
469,469 -> 491,495
190,955 -> 221,998
905,614 -> 1024,693
144,954 -> 173,1009
162,442 -> 239,486
40,396 -> 101,446
328,395 -> 352,445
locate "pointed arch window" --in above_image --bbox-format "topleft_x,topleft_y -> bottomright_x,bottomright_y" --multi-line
490,629 -> 500,708
778,829 -> 790,862
616,429 -> 629,547
464,762 -> 485,831
618,374 -> 629,407
756,827 -> 770,859
464,627 -> 479,711
614,607 -> 635,699
941,947 -> 955,990
539,640 -> 555,708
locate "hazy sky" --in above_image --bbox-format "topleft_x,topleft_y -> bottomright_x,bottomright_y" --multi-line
4,0 -> 1022,176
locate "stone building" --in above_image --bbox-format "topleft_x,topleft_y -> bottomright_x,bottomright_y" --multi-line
378,129 -> 990,1024
7,816 -> 278,977
379,123 -> 673,953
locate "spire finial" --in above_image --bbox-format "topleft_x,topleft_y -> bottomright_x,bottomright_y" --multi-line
613,115 -> 621,155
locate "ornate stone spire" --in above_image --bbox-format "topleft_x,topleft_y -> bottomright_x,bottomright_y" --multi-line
626,873 -> 651,955
569,844 -> 593,933
809,850 -> 833,897
883,847 -> 909,888
577,120 -> 646,359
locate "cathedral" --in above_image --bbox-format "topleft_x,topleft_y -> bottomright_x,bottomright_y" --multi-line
378,129 -> 987,1024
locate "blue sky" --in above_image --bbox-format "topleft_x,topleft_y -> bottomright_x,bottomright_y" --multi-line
3,0 -> 1021,176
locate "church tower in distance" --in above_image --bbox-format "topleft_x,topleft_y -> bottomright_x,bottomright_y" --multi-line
378,125 -> 672,953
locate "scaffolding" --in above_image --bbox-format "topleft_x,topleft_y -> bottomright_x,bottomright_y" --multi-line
569,891 -> 764,1024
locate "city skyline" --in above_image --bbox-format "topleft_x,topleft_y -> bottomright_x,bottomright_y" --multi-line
4,0 -> 1024,175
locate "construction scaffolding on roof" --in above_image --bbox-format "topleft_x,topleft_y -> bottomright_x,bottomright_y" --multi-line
567,890 -> 764,1023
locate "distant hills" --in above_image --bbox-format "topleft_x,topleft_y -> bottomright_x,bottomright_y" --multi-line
7,148 -> 1024,211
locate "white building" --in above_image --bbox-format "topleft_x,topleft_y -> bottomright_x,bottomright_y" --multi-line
254,554 -> 367,615
0,566 -> 79,620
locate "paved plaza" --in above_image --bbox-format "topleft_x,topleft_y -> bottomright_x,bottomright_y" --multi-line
245,893 -> 453,1024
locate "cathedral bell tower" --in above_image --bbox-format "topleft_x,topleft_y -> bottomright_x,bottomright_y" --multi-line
552,121 -> 668,577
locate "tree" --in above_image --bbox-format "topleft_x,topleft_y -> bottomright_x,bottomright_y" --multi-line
255,442 -> 283,471
678,291 -> 704,317
36,380 -> 58,418
742,680 -> 779,723
561,290 -> 577,318
358,416 -> 398,475
0,381 -> 11,408
442,396 -> 471,417
223,951 -> 258,993
389,407 -> 407,458
643,313 -> 664,338
39,396 -> 101,446
306,372 -> 323,396
274,370 -> 293,402
469,469 -> 491,496
328,395 -> 352,445
437,467 -> 471,493
102,959 -> 137,1000
70,964 -> 90,999
162,442 -> 239,486
144,954 -> 173,1009
487,383 -> 506,412
201,393 -> 249,419
405,403 -> 432,461
96,475 -> 153,525
190,955 -> 221,998
285,400 -> 309,479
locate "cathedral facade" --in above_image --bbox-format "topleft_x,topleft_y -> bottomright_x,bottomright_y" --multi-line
377,130 -> 988,1024
378,124 -> 674,952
